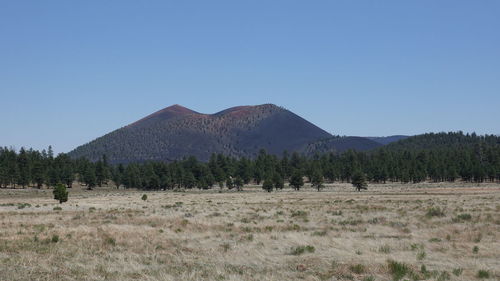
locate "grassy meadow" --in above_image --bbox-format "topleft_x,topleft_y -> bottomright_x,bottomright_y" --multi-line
0,183 -> 499,281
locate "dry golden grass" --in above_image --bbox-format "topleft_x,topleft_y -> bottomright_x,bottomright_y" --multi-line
0,182 -> 499,281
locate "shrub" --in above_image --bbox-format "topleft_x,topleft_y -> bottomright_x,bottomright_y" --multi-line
416,251 -> 426,260
51,234 -> 60,243
426,207 -> 445,218
312,230 -> 327,237
17,203 -> 31,209
53,206 -> 62,211
141,194 -> 147,201
379,244 -> 391,254
387,260 -> 412,281
291,210 -> 308,218
349,264 -> 366,274
477,270 -> 490,279
472,246 -> 479,254
53,184 -> 68,204
291,245 -> 315,255
452,268 -> 463,276
452,213 -> 473,223
363,276 -> 375,281
456,213 -> 472,221
437,271 -> 451,281
105,237 -> 116,246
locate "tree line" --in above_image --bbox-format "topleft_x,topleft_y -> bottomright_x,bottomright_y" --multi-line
1,132 -> 499,191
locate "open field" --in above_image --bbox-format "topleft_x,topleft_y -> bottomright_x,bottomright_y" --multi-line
0,183 -> 499,281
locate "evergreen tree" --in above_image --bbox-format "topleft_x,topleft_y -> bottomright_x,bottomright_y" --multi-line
17,148 -> 31,188
273,173 -> 284,190
111,166 -> 122,188
234,176 -> 243,191
53,183 -> 68,203
226,177 -> 234,190
289,170 -> 304,190
351,170 -> 368,191
262,177 -> 273,192
311,170 -> 324,191
83,164 -> 97,190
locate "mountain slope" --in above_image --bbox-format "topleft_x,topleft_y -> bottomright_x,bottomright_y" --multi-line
381,132 -> 500,151
68,104 -> 335,163
367,135 -> 409,145
301,136 -> 383,155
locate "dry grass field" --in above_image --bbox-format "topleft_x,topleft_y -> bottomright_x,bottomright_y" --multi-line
0,183 -> 499,281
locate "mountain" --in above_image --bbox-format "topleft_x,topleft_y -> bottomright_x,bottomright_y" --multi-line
69,104 -> 337,163
381,132 -> 500,151
366,135 -> 409,145
301,136 -> 383,156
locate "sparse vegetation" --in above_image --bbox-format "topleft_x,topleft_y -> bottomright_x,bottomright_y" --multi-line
0,182 -> 498,280
387,260 -> 413,281
477,270 -> 490,279
290,245 -> 315,255
426,206 -> 446,218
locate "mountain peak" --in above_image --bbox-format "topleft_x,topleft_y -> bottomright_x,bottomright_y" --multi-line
214,103 -> 283,117
164,104 -> 193,112
70,103 -> 339,163
128,104 -> 199,127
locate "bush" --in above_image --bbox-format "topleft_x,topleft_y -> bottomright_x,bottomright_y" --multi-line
349,264 -> 366,274
452,268 -> 463,276
51,234 -> 59,243
453,213 -> 472,222
379,244 -> 391,254
387,260 -> 412,281
416,250 -> 426,260
426,206 -> 445,218
53,206 -> 62,211
477,270 -> 490,279
53,184 -> 68,204
291,245 -> 315,255
141,194 -> 147,201
291,210 -> 308,218
105,237 -> 116,246
473,246 -> 479,254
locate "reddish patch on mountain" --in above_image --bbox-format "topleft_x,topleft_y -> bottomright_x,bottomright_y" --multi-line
214,106 -> 255,118
128,104 -> 200,127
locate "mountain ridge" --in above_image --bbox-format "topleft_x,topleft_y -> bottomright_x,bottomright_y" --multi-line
68,104 -> 403,163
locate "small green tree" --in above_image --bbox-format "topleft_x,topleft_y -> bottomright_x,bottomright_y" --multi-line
273,174 -> 284,190
352,170 -> 368,191
311,170 -> 324,191
141,194 -> 147,201
289,170 -> 304,190
262,178 -> 273,192
226,177 -> 234,190
53,183 -> 68,204
234,176 -> 243,191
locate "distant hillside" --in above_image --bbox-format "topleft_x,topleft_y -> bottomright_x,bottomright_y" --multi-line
301,136 -> 383,155
69,104 -> 338,163
382,132 -> 500,151
367,135 -> 409,145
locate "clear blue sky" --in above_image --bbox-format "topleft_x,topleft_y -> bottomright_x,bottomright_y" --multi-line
1,0 -> 499,153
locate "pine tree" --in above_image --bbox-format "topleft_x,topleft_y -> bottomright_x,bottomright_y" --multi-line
17,148 -> 31,188
53,183 -> 68,203
262,178 -> 273,192
273,173 -> 284,190
351,170 -> 368,191
234,176 -> 243,191
311,170 -> 324,191
83,164 -> 97,190
111,165 -> 123,188
289,170 -> 304,190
